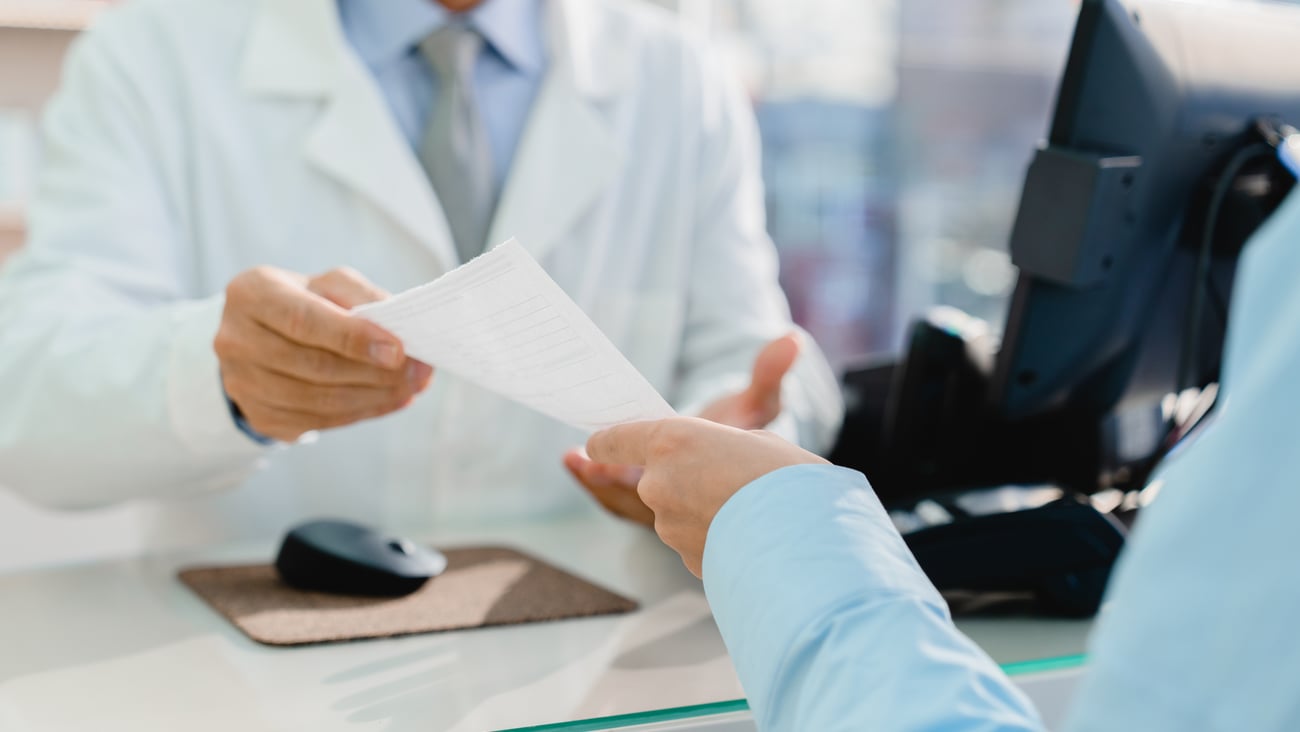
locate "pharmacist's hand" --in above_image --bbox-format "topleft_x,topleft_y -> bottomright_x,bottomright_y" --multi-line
696,333 -> 799,430
587,418 -> 826,577
564,335 -> 800,528
215,266 -> 433,442
564,449 -> 652,526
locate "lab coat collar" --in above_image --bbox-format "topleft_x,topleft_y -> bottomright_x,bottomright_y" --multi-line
240,0 -> 459,271
549,0 -> 627,101
487,0 -> 625,263
240,0 -> 625,269
336,0 -> 546,78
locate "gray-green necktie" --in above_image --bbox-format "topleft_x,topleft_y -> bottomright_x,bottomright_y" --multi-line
419,24 -> 495,264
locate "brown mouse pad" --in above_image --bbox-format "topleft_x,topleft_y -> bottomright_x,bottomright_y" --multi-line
179,546 -> 638,646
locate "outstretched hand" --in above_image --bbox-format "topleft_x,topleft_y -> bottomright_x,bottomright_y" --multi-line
696,333 -> 800,430
586,417 -> 825,576
564,334 -> 801,528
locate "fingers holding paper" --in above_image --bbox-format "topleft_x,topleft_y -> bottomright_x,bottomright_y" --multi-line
586,418 -> 826,576
568,333 -> 802,529
215,266 -> 433,442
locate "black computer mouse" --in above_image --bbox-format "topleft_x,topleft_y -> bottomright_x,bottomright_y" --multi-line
275,519 -> 448,597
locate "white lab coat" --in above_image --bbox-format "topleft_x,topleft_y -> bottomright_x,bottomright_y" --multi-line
0,0 -> 843,549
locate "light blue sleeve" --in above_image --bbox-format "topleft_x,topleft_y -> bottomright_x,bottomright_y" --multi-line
703,464 -> 1044,732
702,192 -> 1300,732
1059,190 -> 1300,732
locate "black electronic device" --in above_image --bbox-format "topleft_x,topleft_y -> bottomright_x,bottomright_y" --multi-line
275,519 -> 448,597
904,497 -> 1127,618
831,0 -> 1300,615
995,0 -> 1300,421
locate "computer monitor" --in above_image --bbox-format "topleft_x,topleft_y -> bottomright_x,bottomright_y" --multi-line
830,0 -> 1300,615
991,0 -> 1300,421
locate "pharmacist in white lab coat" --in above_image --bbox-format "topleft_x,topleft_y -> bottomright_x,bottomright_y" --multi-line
0,0 -> 842,550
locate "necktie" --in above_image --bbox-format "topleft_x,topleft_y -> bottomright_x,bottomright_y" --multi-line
419,24 -> 495,263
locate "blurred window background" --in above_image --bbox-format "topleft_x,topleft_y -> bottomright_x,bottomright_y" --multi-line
659,0 -> 1079,367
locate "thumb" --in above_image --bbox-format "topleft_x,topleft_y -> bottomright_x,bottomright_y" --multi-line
743,334 -> 800,413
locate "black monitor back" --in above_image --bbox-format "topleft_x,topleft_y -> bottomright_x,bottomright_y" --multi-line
992,0 -> 1300,420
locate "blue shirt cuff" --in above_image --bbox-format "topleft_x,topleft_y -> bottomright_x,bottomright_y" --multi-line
701,465 -> 1040,730
703,463 -> 943,622
222,387 -> 276,446
701,465 -> 947,717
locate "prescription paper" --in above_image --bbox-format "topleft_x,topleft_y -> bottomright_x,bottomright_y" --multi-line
353,239 -> 676,432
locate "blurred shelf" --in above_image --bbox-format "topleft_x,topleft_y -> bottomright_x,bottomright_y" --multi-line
0,203 -> 24,266
900,36 -> 1069,75
0,203 -> 24,230
0,1 -> 108,32
0,203 -> 27,241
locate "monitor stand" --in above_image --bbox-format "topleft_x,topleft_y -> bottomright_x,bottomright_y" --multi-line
827,319 -> 1145,617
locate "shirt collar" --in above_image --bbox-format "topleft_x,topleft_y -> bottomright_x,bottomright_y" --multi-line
337,0 -> 546,76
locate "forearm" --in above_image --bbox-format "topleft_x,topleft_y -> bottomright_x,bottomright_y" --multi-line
0,277 -> 267,508
703,465 -> 1042,731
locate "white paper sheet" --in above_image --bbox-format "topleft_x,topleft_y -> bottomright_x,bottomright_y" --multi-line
353,239 -> 676,432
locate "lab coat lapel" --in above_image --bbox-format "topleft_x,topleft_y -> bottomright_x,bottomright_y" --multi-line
240,0 -> 459,272
487,0 -> 623,263
303,70 -> 460,271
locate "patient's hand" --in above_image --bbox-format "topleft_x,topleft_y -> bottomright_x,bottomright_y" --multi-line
564,334 -> 800,528
586,418 -> 826,576
215,266 -> 433,442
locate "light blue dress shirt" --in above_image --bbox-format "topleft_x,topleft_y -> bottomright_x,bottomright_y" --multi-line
336,0 -> 546,187
704,188 -> 1300,730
